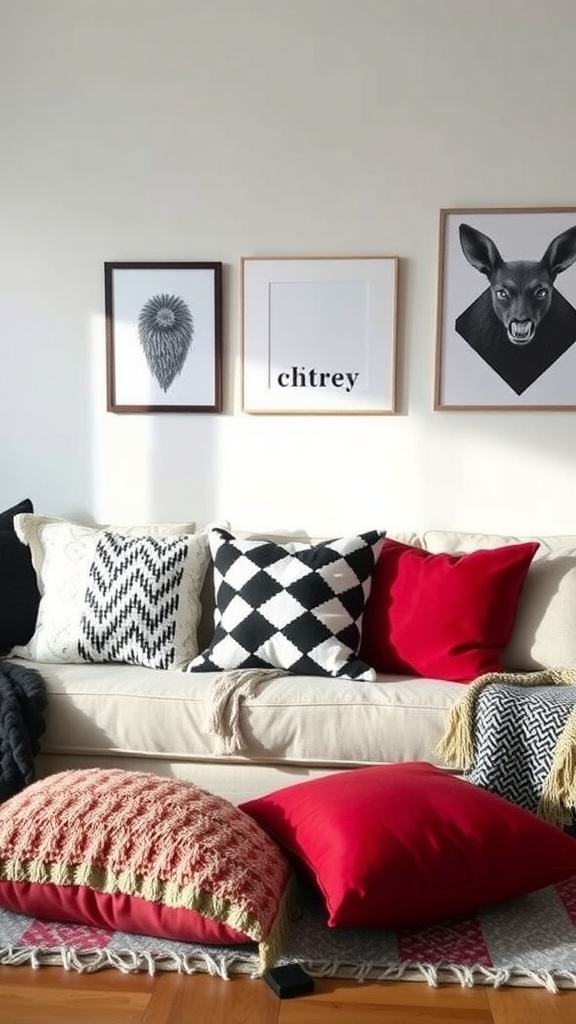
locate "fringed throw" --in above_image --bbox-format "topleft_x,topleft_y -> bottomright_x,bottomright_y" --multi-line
203,668 -> 289,754
436,669 -> 576,826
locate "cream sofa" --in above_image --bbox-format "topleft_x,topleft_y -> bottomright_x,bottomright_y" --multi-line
29,663 -> 462,805
13,525 -> 576,806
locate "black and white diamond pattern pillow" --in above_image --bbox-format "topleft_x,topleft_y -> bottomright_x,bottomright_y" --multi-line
78,531 -> 210,670
187,528 -> 386,680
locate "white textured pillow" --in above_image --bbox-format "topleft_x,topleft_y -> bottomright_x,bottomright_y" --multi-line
14,514 -> 196,586
12,516 -> 208,667
423,531 -> 576,672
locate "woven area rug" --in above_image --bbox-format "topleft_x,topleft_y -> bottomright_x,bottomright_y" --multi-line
2,879 -> 576,992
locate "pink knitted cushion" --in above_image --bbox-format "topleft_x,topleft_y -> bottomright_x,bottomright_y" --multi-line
0,768 -> 294,970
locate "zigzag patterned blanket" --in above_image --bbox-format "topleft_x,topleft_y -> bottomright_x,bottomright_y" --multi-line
436,669 -> 576,826
0,659 -> 47,801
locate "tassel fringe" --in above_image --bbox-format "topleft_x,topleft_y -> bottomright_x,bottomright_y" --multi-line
435,668 -> 576,826
203,668 -> 289,754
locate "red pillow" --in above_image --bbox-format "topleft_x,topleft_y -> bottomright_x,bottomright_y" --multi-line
359,539 -> 538,682
240,762 -> 576,930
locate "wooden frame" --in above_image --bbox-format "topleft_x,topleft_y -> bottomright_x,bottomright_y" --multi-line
434,207 -> 576,410
241,256 -> 398,414
105,261 -> 222,413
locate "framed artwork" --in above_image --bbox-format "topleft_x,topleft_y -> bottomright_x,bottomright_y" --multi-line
105,261 -> 222,413
434,208 -> 576,410
241,256 -> 398,414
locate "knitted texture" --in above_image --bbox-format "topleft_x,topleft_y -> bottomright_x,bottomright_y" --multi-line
0,659 -> 46,800
0,768 -> 295,970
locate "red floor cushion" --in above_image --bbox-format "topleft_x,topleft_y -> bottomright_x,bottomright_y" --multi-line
0,768 -> 294,970
241,762 -> 576,929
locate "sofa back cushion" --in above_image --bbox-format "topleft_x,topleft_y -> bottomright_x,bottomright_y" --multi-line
423,531 -> 576,671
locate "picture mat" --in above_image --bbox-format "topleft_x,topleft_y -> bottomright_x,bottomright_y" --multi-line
242,257 -> 397,413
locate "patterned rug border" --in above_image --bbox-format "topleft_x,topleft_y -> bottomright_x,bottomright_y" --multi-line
1,943 -> 576,992
2,876 -> 576,993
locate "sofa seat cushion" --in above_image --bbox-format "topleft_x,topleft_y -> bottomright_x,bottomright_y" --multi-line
22,660 -> 461,769
423,531 -> 576,672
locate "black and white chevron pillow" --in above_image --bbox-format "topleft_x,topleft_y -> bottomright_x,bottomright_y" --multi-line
187,528 -> 386,680
78,531 -> 210,670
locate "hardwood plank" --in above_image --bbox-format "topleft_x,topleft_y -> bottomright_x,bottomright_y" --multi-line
0,974 -> 152,1024
487,985 -> 576,1024
3,965 -> 576,1024
141,974 -> 187,1024
0,964 -> 156,993
278,979 -> 493,1023
278,999 -> 491,1023
0,967 -> 280,1024
170,974 -> 279,1024
299,979 -> 491,1007
0,965 -> 156,1024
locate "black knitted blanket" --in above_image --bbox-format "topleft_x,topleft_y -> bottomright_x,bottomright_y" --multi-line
0,660 -> 47,801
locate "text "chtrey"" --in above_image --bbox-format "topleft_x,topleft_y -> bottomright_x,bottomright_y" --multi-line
277,366 -> 360,392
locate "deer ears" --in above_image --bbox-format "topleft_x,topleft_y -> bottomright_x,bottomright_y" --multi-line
542,225 -> 576,279
459,221 -> 576,282
458,224 -> 503,278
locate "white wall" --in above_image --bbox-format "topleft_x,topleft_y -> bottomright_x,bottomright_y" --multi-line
3,0 -> 576,537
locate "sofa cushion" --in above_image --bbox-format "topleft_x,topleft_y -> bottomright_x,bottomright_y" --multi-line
12,516 -> 208,668
0,499 -> 40,653
0,768 -> 293,968
188,528 -> 386,680
240,761 -> 576,929
30,662 -> 462,780
359,539 -> 538,682
423,531 -> 576,671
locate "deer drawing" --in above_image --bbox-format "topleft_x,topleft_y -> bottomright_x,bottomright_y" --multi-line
455,222 -> 576,394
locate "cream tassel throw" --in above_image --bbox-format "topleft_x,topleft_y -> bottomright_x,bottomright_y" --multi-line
204,668 -> 290,755
435,668 -> 576,826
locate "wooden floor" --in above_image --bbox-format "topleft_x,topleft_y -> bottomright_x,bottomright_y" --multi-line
2,967 -> 576,1024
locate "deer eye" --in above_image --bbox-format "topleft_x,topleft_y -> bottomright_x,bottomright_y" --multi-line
535,287 -> 549,300
495,289 -> 508,300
